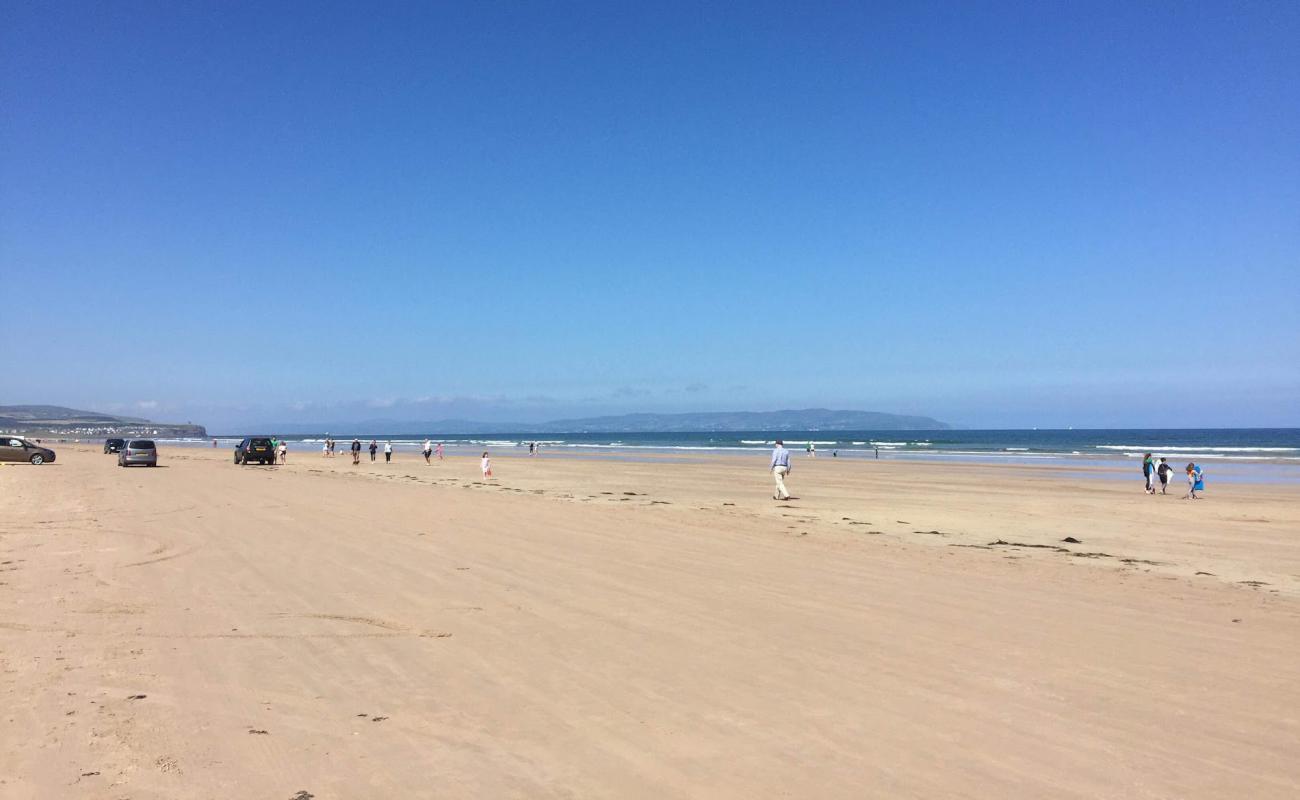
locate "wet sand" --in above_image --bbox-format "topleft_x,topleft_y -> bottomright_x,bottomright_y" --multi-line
2,445 -> 1298,798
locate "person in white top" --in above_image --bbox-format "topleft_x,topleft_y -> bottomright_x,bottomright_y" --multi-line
481,451 -> 493,478
422,439 -> 433,464
278,440 -> 288,464
384,440 -> 393,463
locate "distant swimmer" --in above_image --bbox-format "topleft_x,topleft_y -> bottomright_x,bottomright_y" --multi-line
1183,463 -> 1205,500
1156,457 -> 1172,494
423,439 -> 433,464
384,440 -> 392,463
481,451 -> 493,479
771,439 -> 792,501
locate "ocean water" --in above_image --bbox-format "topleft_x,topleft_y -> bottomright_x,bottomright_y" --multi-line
157,428 -> 1300,471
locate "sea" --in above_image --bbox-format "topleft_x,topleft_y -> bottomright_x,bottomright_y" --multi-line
153,428 -> 1300,483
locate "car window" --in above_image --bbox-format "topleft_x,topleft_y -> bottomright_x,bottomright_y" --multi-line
4,438 -> 22,447
251,438 -> 272,446
129,440 -> 156,449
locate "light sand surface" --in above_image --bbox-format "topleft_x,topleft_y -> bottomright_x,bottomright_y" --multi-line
2,445 -> 1298,798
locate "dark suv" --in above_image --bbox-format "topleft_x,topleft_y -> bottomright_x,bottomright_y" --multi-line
235,437 -> 275,465
104,438 -> 126,454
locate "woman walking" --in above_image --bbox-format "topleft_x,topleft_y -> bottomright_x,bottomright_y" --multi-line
384,440 -> 393,463
481,451 -> 493,479
1141,453 -> 1155,494
422,439 -> 433,464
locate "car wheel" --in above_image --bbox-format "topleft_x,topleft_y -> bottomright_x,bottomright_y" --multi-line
29,454 -> 45,465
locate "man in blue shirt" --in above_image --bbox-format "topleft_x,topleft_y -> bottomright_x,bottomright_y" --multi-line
770,439 -> 792,501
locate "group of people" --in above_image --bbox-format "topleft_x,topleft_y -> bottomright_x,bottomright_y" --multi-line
267,437 -> 288,464
1141,453 -> 1206,499
319,436 -> 451,466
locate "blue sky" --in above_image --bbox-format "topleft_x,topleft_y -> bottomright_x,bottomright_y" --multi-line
2,1 -> 1297,430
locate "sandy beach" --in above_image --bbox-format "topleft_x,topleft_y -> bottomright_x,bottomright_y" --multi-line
2,444 -> 1298,798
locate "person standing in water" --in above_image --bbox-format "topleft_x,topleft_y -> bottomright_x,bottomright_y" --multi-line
423,439 -> 433,464
384,440 -> 393,463
771,439 -> 792,501
1141,453 -> 1155,494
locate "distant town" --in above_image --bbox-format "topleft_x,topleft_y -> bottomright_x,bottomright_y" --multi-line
0,405 -> 207,439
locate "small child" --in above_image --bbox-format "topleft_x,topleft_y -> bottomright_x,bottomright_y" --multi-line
1156,457 -> 1171,494
481,451 -> 493,479
1183,462 -> 1205,500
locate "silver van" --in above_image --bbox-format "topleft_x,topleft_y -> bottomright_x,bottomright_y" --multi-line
118,440 -> 158,467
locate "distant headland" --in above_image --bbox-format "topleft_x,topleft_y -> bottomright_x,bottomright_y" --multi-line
259,408 -> 952,435
0,405 -> 207,438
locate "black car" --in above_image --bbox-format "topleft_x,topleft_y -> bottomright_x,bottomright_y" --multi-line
235,437 -> 275,465
104,438 -> 126,454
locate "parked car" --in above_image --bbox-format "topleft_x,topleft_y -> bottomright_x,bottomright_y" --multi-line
0,436 -> 56,464
104,438 -> 126,454
234,437 -> 275,465
118,440 -> 158,467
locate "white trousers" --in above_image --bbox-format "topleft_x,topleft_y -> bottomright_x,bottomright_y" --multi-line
773,465 -> 790,499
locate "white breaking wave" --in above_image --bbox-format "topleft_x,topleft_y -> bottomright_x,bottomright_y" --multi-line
1096,445 -> 1297,452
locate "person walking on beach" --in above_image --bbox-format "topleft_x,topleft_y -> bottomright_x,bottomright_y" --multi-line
1184,463 -> 1205,499
436,442 -> 444,461
368,440 -> 378,462
529,441 -> 535,456
278,440 -> 288,464
423,439 -> 433,464
384,440 -> 392,463
481,451 -> 493,479
1156,457 -> 1173,494
1141,453 -> 1156,494
771,439 -> 792,501
350,438 -> 361,465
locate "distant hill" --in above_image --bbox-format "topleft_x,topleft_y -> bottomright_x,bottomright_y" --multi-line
538,409 -> 950,433
0,405 -> 207,438
257,408 -> 949,435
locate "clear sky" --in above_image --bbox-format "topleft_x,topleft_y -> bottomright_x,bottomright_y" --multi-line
2,1 -> 1297,431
